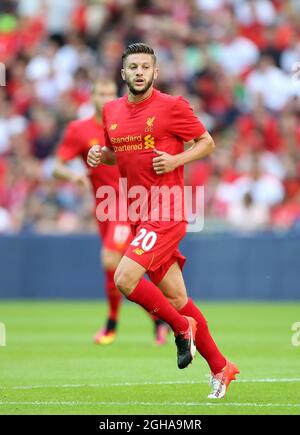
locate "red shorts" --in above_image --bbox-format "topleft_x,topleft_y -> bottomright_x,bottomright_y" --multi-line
97,220 -> 132,253
125,220 -> 187,285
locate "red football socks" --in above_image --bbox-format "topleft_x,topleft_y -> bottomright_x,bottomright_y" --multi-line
179,298 -> 226,374
105,270 -> 122,322
127,278 -> 189,335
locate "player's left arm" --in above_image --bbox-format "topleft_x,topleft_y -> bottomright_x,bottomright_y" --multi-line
152,131 -> 215,175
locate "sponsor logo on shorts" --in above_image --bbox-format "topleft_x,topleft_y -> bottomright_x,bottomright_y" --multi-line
133,248 -> 145,256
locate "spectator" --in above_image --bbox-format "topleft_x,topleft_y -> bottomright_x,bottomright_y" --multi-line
216,21 -> 259,76
227,192 -> 269,233
246,55 -> 292,111
233,159 -> 285,207
280,36 -> 300,74
234,0 -> 276,27
271,192 -> 300,230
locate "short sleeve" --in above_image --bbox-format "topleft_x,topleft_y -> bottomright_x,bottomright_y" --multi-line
56,123 -> 83,161
102,105 -> 113,150
170,97 -> 206,142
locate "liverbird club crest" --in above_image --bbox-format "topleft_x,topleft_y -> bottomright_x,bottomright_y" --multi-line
145,116 -> 155,132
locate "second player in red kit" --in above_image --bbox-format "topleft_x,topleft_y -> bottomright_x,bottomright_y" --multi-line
57,105 -> 128,249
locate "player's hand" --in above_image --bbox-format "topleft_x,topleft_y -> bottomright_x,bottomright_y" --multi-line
152,149 -> 179,175
71,173 -> 90,190
87,145 -> 102,168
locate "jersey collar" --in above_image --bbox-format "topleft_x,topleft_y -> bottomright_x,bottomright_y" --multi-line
124,88 -> 158,108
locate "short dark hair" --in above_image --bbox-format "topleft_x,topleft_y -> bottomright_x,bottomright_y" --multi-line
122,43 -> 156,65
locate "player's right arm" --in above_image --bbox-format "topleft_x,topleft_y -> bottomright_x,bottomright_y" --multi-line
87,104 -> 116,167
53,122 -> 89,189
87,145 -> 116,167
53,157 -> 90,189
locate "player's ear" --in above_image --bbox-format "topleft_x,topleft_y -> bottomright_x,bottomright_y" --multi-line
153,67 -> 159,81
121,69 -> 126,81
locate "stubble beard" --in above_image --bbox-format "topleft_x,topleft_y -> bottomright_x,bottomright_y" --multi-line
126,74 -> 154,95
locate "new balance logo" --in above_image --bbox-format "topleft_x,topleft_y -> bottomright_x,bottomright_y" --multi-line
110,124 -> 118,130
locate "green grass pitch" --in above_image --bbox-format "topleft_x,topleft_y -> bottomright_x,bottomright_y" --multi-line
0,301 -> 299,415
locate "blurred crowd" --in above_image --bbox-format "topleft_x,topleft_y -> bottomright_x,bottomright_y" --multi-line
0,0 -> 300,234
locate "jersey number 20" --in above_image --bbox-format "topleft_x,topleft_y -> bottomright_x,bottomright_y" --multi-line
131,228 -> 157,251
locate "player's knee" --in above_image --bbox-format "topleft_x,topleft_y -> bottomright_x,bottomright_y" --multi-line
166,293 -> 187,311
114,268 -> 135,297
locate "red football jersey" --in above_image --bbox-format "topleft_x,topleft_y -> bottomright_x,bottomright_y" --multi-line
57,116 -> 120,196
102,89 -> 206,222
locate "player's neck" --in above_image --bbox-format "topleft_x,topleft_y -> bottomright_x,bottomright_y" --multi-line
127,86 -> 154,104
94,112 -> 103,124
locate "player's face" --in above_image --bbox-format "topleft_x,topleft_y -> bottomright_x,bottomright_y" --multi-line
92,82 -> 117,113
121,53 -> 158,95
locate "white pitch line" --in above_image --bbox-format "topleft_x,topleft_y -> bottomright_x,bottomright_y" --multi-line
1,378 -> 300,391
0,401 -> 299,408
